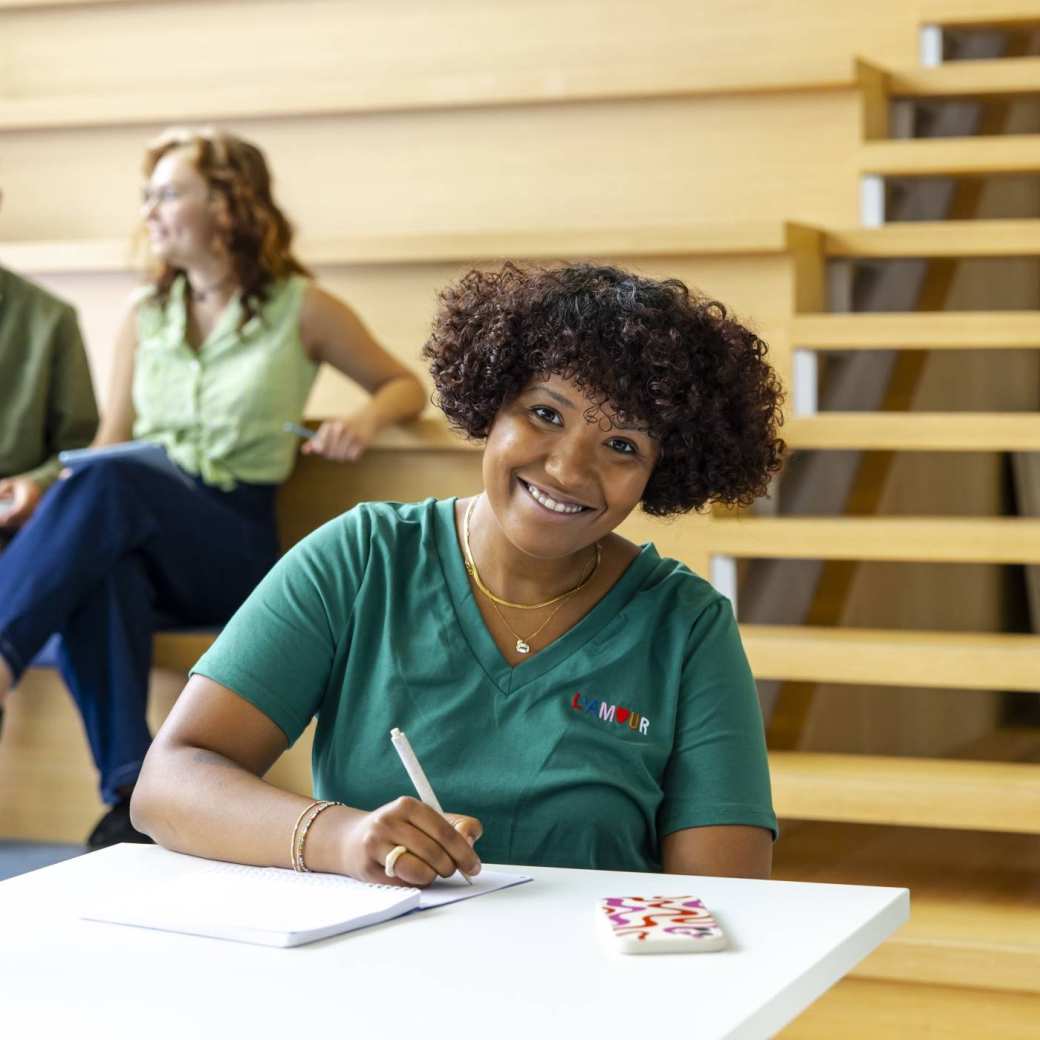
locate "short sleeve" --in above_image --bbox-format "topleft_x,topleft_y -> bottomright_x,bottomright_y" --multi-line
191,508 -> 373,744
658,597 -> 778,840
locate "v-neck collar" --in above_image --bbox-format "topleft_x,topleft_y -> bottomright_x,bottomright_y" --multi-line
431,497 -> 660,696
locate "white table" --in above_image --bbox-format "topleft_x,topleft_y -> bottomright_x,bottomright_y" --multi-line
0,844 -> 907,1040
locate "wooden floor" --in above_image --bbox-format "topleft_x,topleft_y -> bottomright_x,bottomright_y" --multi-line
774,817 -> 1040,1036
780,978 -> 1040,1039
773,819 -> 1040,995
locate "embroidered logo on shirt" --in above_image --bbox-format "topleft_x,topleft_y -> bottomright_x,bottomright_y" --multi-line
571,692 -> 650,735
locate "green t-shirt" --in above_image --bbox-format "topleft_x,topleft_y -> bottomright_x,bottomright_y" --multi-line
193,498 -> 777,872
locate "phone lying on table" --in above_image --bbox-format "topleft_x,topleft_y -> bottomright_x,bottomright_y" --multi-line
598,896 -> 727,954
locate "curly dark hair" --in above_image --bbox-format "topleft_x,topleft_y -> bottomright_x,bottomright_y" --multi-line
423,262 -> 785,516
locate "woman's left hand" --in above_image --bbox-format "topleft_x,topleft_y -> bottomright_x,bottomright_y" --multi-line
302,412 -> 378,463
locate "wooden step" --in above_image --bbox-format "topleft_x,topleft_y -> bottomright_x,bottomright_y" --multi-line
785,413 -> 1040,451
891,57 -> 1040,100
742,625 -> 1040,691
770,752 -> 1040,832
792,311 -> 1040,348
773,821 -> 1040,995
824,219 -> 1040,258
709,516 -> 1040,563
861,135 -> 1040,178
920,1 -> 1040,30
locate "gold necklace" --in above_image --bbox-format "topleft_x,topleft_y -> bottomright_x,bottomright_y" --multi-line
462,495 -> 601,655
488,596 -> 572,656
463,497 -> 601,610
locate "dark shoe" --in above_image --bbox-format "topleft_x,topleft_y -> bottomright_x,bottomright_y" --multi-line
86,797 -> 154,850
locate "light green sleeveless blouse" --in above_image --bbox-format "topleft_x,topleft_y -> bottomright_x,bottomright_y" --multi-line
132,274 -> 318,489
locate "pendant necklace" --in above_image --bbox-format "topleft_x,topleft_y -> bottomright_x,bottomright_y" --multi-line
463,496 -> 601,654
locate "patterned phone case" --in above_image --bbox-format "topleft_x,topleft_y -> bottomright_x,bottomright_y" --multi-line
599,896 -> 727,954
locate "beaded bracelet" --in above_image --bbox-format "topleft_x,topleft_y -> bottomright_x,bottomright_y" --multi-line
290,799 -> 342,873
289,802 -> 317,869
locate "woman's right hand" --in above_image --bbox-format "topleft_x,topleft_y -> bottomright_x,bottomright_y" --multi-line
339,797 -> 483,887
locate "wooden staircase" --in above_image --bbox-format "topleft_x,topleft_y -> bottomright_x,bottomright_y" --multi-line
722,5 -> 1040,1030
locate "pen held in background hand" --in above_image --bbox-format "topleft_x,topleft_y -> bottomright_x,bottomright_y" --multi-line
390,727 -> 474,885
283,421 -> 316,440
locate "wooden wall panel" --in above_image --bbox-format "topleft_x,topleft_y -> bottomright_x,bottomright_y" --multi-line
0,0 -> 920,106
0,91 -> 863,244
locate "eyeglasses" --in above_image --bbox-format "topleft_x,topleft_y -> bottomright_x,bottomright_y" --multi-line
140,185 -> 207,209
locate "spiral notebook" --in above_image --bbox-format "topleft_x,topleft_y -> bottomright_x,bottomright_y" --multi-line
81,844 -> 530,948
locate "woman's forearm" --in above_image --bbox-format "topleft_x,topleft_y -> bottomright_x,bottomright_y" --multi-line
130,744 -> 361,873
361,373 -> 427,431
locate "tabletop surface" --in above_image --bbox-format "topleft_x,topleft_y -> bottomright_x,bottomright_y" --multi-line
0,843 -> 908,1040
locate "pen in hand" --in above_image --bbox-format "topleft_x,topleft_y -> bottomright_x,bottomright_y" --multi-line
283,421 -> 316,440
390,727 -> 474,885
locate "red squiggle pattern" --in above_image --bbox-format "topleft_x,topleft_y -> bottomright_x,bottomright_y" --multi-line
602,896 -> 722,944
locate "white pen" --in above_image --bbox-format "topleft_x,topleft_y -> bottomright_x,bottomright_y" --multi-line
390,727 -> 473,885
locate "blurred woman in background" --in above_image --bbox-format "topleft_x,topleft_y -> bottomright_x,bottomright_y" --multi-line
0,127 -> 425,848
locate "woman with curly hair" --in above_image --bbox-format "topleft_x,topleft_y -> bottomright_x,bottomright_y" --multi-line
131,262 -> 783,882
0,128 -> 425,847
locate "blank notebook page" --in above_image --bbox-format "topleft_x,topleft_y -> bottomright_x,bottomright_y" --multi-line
82,859 -> 420,947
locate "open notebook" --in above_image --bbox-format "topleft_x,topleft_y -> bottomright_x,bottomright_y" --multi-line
81,844 -> 530,947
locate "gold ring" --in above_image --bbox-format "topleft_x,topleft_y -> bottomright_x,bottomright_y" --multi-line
384,844 -> 408,878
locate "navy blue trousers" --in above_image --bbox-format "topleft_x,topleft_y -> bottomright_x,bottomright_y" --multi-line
0,457 -> 279,803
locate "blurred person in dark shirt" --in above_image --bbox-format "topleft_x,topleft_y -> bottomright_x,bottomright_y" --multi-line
0,191 -> 99,544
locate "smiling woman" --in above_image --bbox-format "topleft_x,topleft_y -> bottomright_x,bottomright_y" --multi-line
130,261 -> 784,886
